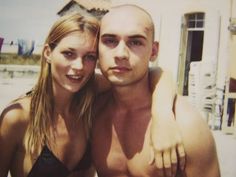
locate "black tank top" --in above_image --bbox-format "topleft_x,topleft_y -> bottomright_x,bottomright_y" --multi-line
27,144 -> 91,177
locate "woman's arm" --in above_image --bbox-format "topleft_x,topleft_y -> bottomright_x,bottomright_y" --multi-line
149,67 -> 185,176
0,110 -> 17,176
0,103 -> 25,176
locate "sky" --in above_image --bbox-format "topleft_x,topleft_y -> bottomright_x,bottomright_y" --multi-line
0,0 -> 65,45
0,0 -> 156,47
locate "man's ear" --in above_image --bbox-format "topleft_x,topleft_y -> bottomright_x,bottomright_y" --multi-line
43,44 -> 52,63
150,41 -> 159,62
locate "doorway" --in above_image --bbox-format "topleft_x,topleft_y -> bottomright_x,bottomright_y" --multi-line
177,12 -> 205,95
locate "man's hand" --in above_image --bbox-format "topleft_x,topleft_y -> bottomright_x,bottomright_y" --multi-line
149,112 -> 185,177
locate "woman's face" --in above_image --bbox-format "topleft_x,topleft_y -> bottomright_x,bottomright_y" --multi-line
46,31 -> 97,94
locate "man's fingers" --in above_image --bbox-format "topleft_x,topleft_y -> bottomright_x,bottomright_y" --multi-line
177,144 -> 186,170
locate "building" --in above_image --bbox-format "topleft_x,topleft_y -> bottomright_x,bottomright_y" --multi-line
57,0 -> 111,19
59,0 -> 236,133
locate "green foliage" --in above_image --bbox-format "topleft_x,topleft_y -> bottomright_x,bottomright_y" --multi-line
0,53 -> 40,65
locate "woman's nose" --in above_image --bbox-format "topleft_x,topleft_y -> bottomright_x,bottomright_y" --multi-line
71,57 -> 83,70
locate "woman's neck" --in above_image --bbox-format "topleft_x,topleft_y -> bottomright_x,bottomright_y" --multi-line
53,90 -> 73,120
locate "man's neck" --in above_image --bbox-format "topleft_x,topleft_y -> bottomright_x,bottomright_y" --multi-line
111,77 -> 151,110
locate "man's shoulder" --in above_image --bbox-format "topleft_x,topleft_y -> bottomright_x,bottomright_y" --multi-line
174,96 -> 219,175
174,95 -> 213,140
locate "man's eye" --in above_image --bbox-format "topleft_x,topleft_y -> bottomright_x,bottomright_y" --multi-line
102,38 -> 118,46
84,54 -> 97,61
128,40 -> 143,46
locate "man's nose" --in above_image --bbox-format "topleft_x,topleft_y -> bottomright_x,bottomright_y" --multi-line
115,41 -> 129,60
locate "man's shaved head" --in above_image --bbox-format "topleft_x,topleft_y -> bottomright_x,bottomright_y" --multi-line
101,4 -> 155,41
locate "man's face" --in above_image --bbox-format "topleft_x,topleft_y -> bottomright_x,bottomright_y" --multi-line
98,7 -> 157,86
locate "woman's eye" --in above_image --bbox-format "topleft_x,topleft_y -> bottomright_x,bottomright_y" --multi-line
84,54 -> 97,61
62,51 -> 75,59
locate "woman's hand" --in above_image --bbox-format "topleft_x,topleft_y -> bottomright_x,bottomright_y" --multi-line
149,112 -> 185,177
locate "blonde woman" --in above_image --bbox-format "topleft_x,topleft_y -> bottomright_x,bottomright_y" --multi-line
0,13 -> 99,177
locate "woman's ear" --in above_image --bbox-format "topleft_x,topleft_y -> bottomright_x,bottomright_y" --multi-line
150,41 -> 159,62
43,44 -> 52,63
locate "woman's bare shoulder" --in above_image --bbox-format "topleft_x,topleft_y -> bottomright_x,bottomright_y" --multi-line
0,97 -> 31,174
0,96 -> 31,134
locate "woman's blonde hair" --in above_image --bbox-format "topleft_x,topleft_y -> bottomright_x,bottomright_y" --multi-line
25,13 -> 100,154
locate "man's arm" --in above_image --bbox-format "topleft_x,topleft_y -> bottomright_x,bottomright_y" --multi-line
175,96 -> 220,177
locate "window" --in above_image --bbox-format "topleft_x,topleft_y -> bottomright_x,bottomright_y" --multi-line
187,13 -> 205,28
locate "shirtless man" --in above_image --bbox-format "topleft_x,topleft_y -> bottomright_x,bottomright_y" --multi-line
91,4 -> 220,177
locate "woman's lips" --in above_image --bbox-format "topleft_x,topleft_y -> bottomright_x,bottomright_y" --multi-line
66,75 -> 83,82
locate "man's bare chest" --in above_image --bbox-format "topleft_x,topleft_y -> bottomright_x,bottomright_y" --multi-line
92,109 -> 158,176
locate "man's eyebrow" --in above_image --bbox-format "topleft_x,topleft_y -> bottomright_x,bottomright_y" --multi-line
128,35 -> 147,40
100,34 -> 147,40
100,34 -> 116,38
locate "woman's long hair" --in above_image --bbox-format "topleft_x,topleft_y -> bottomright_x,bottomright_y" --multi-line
24,13 -> 100,154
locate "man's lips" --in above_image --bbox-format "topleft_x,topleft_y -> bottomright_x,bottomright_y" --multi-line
110,66 -> 131,72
